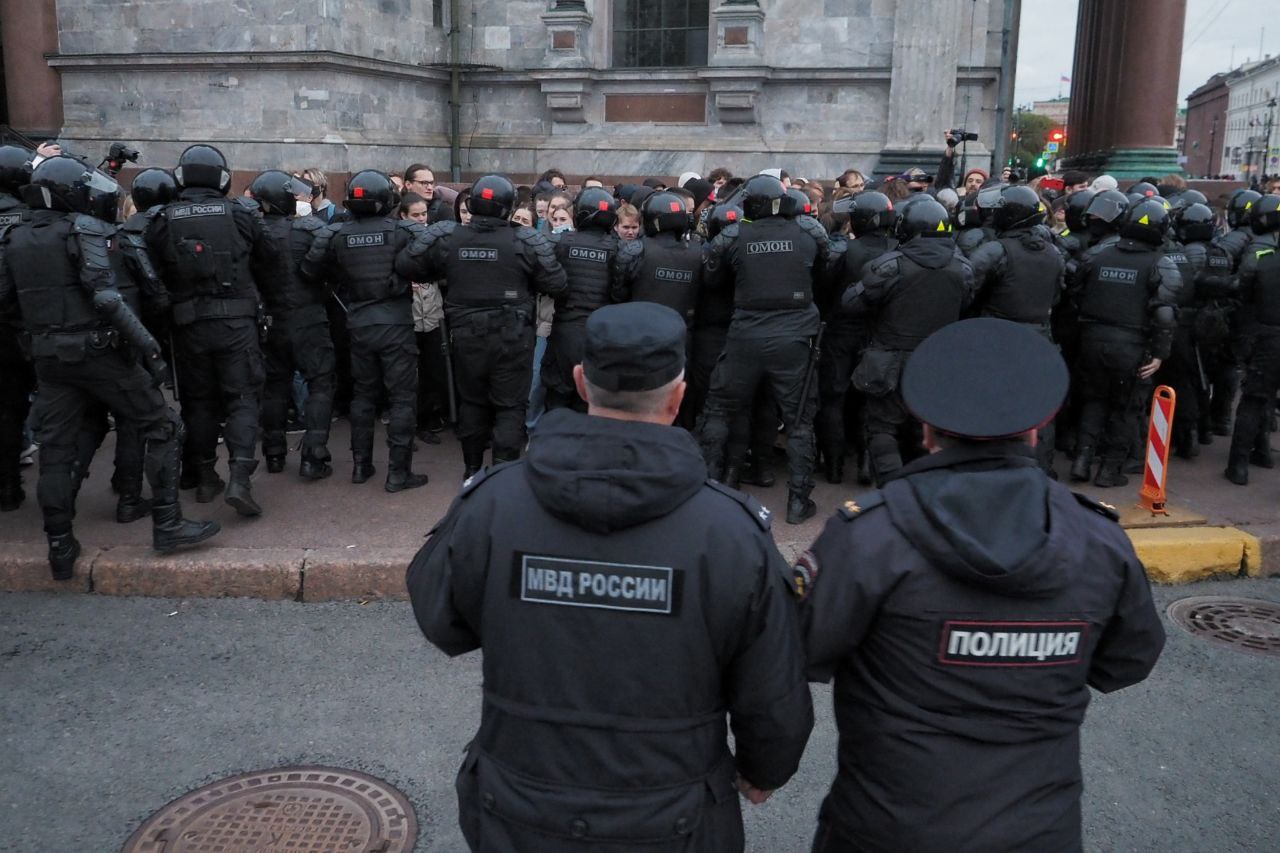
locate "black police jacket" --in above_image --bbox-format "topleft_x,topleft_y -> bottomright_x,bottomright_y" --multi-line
258,213 -> 329,326
1074,238 -> 1182,359
844,237 -> 974,351
553,228 -> 619,324
408,408 -> 813,852
800,442 -> 1164,853
612,231 -> 702,325
968,226 -> 1064,333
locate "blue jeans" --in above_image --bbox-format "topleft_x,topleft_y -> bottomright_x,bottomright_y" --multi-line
526,334 -> 549,432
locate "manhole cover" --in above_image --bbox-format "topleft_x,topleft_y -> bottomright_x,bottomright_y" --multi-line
1167,596 -> 1280,658
122,766 -> 417,853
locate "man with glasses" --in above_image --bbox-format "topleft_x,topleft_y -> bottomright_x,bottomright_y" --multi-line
405,164 -> 451,222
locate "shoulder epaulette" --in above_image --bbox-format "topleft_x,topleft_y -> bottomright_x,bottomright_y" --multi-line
836,490 -> 885,520
459,459 -> 522,499
1072,491 -> 1120,522
705,479 -> 772,531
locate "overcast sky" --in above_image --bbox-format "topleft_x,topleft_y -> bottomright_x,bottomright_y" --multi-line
1013,0 -> 1276,107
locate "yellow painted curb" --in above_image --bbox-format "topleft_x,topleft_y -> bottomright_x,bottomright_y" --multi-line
1126,527 -> 1262,584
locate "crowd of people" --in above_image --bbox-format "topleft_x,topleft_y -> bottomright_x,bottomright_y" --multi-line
1,133 -> 1277,576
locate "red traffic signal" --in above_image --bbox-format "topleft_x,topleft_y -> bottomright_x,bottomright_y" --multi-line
1049,129 -> 1066,143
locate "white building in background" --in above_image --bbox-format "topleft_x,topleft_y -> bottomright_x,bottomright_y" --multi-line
1221,56 -> 1280,180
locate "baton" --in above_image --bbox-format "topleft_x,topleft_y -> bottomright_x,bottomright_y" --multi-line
168,331 -> 180,403
795,322 -> 826,430
439,311 -> 458,424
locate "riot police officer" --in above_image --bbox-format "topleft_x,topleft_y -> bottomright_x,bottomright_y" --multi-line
800,318 -> 1163,853
302,170 -> 426,491
843,196 -> 973,485
817,191 -> 896,485
145,144 -> 273,516
408,302 -> 813,852
969,184 -> 1065,473
1179,203 -> 1237,443
612,190 -> 702,327
540,187 -> 620,414
1225,194 -> 1280,485
1217,189 -> 1262,268
698,173 -> 831,523
0,156 -> 219,578
0,145 -> 35,512
248,170 -> 337,479
1068,199 -> 1182,487
395,174 -> 567,478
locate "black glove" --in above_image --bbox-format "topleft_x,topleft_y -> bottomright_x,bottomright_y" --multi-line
143,352 -> 169,387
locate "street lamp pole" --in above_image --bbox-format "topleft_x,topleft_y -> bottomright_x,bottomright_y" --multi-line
1265,98 -> 1277,185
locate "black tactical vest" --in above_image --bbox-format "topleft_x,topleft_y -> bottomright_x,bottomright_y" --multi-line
444,224 -> 529,308
1162,240 -> 1194,307
259,215 -> 326,316
7,213 -> 102,334
733,219 -> 816,310
872,255 -> 967,351
163,197 -> 256,308
980,232 -> 1060,325
330,217 -> 402,304
555,229 -> 616,323
632,235 -> 701,324
0,193 -> 25,229
1214,229 -> 1250,268
1079,244 -> 1161,330
1253,249 -> 1280,327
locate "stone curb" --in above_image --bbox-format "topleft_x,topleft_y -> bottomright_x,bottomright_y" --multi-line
0,529 -> 1272,598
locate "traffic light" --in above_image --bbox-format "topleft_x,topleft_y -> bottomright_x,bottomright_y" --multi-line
1035,156 -> 1045,168
1049,129 -> 1066,143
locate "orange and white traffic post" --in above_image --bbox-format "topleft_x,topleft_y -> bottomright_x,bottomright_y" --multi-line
1139,385 -> 1176,515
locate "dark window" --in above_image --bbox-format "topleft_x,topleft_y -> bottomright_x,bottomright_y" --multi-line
432,0 -> 444,28
613,0 -> 709,68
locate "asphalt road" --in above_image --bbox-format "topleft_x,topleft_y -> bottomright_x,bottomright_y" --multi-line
2,578 -> 1277,852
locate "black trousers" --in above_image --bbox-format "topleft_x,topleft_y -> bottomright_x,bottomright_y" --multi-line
816,324 -> 868,460
327,297 -> 353,415
697,331 -> 817,496
684,325 -> 727,431
863,390 -> 923,484
262,318 -> 335,460
74,403 -> 145,496
1153,323 -> 1200,450
1229,330 -> 1280,462
415,327 -> 450,426
541,320 -> 588,415
1075,330 -> 1146,464
173,318 -> 263,466
348,323 -> 417,456
450,309 -> 536,462
0,328 -> 34,490
31,346 -> 182,534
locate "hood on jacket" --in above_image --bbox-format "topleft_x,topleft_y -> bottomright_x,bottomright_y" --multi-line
901,237 -> 962,269
524,409 -> 707,534
882,444 -> 1085,598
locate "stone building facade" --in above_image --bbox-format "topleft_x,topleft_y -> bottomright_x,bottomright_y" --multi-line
3,0 -> 1006,181
1220,57 -> 1280,181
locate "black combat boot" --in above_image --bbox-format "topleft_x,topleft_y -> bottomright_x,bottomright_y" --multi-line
741,453 -> 775,488
1069,446 -> 1094,482
1250,430 -> 1274,468
720,464 -> 742,490
0,477 -> 24,512
47,531 -> 80,581
785,491 -> 817,525
352,452 -> 376,484
194,458 -> 225,503
152,503 -> 221,554
1093,461 -> 1128,488
822,449 -> 844,485
115,493 -> 152,524
462,445 -> 485,481
265,454 -> 286,474
385,447 -> 429,493
856,452 -> 872,486
224,457 -> 262,517
299,447 -> 333,480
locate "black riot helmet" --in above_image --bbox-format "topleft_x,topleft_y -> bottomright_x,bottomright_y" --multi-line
343,170 -> 393,217
23,155 -> 122,221
0,145 -> 34,195
470,174 -> 515,220
1083,189 -> 1130,237
1227,189 -> 1262,228
1176,203 -> 1216,244
249,169 -> 301,216
573,187 -> 618,232
848,191 -> 894,236
784,187 -> 813,218
741,173 -> 787,220
1171,188 -> 1208,213
129,168 -> 177,211
895,196 -> 953,241
707,202 -> 742,239
174,144 -> 231,194
642,191 -> 691,237
992,184 -> 1045,231
1127,181 -> 1159,199
1119,198 -> 1170,246
1064,189 -> 1095,233
1250,193 -> 1280,234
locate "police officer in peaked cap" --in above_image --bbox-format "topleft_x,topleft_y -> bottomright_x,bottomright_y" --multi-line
799,318 -> 1164,852
409,301 -> 813,852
